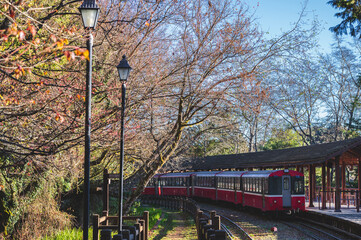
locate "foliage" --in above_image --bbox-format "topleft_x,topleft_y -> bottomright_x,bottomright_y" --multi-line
328,0 -> 361,38
261,128 -> 303,150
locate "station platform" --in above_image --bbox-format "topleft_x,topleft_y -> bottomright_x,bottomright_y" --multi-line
305,201 -> 361,237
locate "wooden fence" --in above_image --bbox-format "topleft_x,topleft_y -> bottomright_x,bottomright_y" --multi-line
92,210 -> 149,240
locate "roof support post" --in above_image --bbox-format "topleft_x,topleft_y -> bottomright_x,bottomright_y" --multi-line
335,156 -> 341,212
327,163 -> 331,205
341,161 -> 346,205
322,163 -> 327,209
357,159 -> 361,210
308,164 -> 314,207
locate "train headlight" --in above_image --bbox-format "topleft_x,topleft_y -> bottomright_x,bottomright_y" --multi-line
273,200 -> 277,204
298,200 -> 301,203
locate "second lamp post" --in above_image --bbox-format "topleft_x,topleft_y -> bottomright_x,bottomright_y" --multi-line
116,55 -> 132,236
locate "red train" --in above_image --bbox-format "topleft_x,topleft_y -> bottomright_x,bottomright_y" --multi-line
143,169 -> 305,213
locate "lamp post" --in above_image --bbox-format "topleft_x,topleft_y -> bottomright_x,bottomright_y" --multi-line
78,1 -> 99,240
116,55 -> 132,235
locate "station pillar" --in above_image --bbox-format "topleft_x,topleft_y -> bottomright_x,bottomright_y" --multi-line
358,159 -> 361,208
308,164 -> 314,207
327,163 -> 331,204
335,156 -> 341,212
322,163 -> 326,209
341,161 -> 346,205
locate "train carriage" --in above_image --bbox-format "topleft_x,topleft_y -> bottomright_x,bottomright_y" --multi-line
242,169 -> 305,212
215,171 -> 247,204
159,172 -> 194,197
192,171 -> 221,200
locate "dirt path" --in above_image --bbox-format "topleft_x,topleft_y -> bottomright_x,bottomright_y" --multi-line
150,210 -> 197,240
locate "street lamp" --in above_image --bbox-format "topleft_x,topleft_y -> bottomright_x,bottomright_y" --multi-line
116,55 -> 131,236
79,0 -> 99,240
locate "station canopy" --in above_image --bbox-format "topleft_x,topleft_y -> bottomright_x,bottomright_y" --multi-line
167,137 -> 361,171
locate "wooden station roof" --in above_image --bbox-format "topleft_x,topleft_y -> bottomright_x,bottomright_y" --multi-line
175,137 -> 361,171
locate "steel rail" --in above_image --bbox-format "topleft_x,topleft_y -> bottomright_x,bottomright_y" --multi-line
201,208 -> 253,240
281,220 -> 345,240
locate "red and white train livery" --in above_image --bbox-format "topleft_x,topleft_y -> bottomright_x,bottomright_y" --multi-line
143,169 -> 305,213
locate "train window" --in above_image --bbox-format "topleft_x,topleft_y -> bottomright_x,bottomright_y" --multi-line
253,178 -> 255,192
283,177 -> 289,190
268,176 -> 282,195
235,177 -> 240,190
264,178 -> 268,194
255,178 -> 259,192
292,177 -> 304,194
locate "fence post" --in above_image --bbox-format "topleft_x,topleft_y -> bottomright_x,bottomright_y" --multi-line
196,211 -> 203,240
93,214 -> 99,240
357,190 -> 360,213
134,222 -> 141,240
102,210 -> 109,225
215,230 -> 226,240
143,211 -> 149,240
213,216 -> 221,230
100,229 -> 112,240
138,219 -> 145,240
103,169 -> 110,213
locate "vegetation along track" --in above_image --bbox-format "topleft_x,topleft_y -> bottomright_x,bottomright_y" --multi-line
198,201 -> 361,240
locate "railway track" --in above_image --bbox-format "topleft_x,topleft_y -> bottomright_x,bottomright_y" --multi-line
198,201 -> 361,240
201,208 -> 253,240
280,220 -> 345,240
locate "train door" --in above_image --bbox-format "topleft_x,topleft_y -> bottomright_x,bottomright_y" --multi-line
156,178 -> 161,196
282,175 -> 291,207
186,177 -> 190,196
262,178 -> 265,209
191,175 -> 195,196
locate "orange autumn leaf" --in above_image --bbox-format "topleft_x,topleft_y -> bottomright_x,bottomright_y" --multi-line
82,50 -> 89,61
74,49 -> 82,56
56,41 -> 63,50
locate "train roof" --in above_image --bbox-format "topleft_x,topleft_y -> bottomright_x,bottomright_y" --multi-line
242,170 -> 303,178
159,172 -> 195,178
215,171 -> 247,177
193,171 -> 222,177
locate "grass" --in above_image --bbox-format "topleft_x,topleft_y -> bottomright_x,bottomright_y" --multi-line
41,228 -> 91,240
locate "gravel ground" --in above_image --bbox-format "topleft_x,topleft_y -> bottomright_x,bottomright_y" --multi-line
198,202 -> 312,240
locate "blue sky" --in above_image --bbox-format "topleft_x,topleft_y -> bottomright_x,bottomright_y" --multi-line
247,0 -> 348,53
